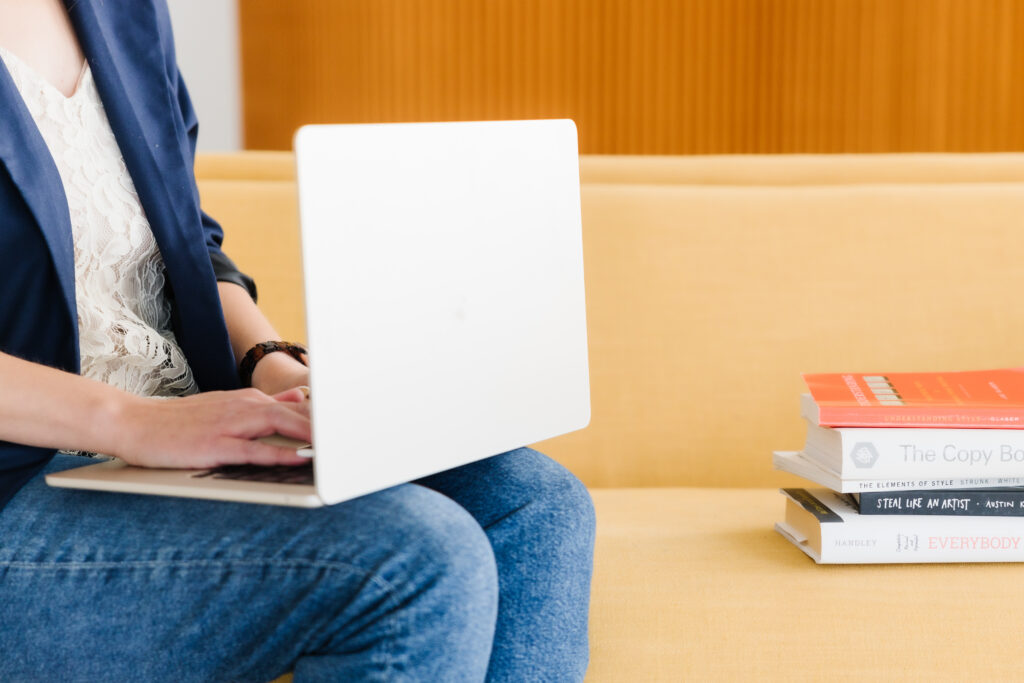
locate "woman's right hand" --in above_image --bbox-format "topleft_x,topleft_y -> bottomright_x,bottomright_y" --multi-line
0,351 -> 311,469
112,388 -> 312,469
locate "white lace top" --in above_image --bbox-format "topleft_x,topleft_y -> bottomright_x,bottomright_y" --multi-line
0,48 -> 198,398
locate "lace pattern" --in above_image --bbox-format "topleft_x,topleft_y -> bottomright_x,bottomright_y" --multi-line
1,48 -> 199,400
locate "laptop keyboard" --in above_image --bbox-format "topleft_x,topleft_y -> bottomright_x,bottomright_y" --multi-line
193,463 -> 314,486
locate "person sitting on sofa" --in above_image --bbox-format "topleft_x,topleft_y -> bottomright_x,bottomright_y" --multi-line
0,1 -> 595,680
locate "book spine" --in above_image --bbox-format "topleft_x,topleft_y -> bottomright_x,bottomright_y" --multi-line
770,450 -> 1024,493
858,490 -> 1024,516
837,476 -> 1024,493
830,429 -> 1024,479
816,404 -> 1024,429
822,518 -> 1024,563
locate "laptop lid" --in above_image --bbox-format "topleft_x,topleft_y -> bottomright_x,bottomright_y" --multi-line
295,119 -> 590,505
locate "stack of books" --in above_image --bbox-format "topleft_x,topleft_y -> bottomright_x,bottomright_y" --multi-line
774,367 -> 1024,563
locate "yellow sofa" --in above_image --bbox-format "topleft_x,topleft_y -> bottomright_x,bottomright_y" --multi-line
197,152 -> 1024,681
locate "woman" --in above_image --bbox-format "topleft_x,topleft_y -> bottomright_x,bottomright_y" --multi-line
0,1 -> 595,680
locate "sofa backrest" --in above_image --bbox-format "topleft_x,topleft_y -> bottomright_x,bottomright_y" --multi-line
196,152 -> 1024,488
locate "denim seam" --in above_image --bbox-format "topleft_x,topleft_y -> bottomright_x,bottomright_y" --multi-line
1,558 -> 388,576
0,558 -> 400,677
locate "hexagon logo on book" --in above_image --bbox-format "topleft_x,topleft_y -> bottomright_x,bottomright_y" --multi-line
849,442 -> 880,468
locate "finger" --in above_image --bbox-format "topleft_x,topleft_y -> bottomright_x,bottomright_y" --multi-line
216,437 -> 311,467
266,404 -> 314,443
277,400 -> 311,418
244,441 -> 312,466
272,387 -> 308,404
220,398 -> 311,439
259,398 -> 311,420
226,387 -> 277,403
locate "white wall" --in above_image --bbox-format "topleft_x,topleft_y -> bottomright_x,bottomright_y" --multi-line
166,0 -> 242,151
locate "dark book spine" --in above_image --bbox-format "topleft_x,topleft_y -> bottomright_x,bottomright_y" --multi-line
858,489 -> 1024,516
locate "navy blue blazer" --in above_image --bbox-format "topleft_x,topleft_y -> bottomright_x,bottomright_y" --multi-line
0,0 -> 252,509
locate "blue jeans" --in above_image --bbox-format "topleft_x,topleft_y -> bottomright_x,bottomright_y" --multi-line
0,448 -> 595,682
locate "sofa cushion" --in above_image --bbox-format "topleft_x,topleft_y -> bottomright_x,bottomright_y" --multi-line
589,487 -> 1024,679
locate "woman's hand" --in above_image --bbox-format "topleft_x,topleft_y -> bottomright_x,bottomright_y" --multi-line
112,388 -> 312,469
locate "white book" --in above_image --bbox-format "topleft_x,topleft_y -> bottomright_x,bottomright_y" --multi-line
773,450 -> 1024,493
801,393 -> 1024,480
776,487 -> 1024,564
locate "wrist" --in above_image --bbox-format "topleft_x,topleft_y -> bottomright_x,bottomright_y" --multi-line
250,352 -> 309,395
92,390 -> 147,460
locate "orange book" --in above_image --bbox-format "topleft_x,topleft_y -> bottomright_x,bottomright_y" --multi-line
802,368 -> 1024,428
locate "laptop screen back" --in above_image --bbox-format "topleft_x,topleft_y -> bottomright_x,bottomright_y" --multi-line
295,120 -> 590,504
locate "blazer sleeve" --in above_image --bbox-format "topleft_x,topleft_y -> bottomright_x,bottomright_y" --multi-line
160,4 -> 258,302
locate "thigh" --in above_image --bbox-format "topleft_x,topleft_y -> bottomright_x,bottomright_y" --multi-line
1,455 -> 498,683
417,447 -> 594,532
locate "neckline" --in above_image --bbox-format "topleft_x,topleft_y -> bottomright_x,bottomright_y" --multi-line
0,45 -> 90,101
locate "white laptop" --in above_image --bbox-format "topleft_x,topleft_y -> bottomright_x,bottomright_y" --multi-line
46,119 -> 591,507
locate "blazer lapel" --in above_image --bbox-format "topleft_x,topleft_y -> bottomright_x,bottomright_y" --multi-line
65,1 -> 210,285
0,63 -> 78,331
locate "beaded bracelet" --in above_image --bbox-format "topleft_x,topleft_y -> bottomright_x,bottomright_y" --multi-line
238,341 -> 308,388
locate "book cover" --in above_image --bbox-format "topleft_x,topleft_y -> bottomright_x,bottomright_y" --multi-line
775,487 -> 1024,563
772,450 -> 1024,493
800,394 -> 1024,478
802,367 -> 1024,428
856,488 -> 1024,516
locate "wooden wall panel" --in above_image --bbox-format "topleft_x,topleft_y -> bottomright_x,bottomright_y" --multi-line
239,0 -> 1024,154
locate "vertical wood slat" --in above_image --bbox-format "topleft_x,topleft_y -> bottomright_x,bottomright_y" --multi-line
239,0 -> 1024,154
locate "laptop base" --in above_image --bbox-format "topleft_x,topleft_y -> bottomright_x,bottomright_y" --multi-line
45,459 -> 324,508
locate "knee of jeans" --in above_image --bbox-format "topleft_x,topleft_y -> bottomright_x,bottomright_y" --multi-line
512,448 -> 597,546
405,492 -> 500,610
548,461 -> 596,548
